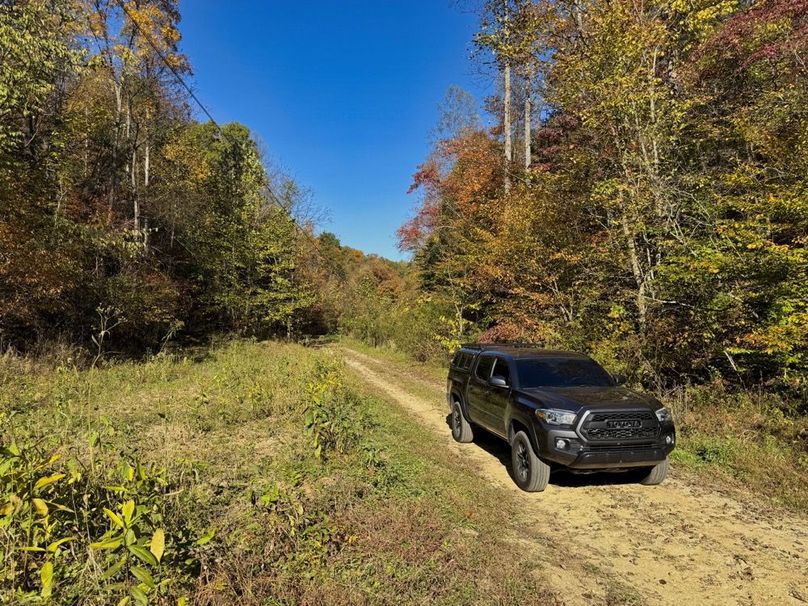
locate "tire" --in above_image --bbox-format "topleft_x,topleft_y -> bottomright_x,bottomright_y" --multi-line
510,431 -> 550,492
639,457 -> 669,485
450,400 -> 474,443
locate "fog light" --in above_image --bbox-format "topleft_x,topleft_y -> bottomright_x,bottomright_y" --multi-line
665,435 -> 674,445
556,438 -> 568,450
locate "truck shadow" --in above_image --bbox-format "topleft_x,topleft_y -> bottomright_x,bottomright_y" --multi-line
446,415 -> 642,489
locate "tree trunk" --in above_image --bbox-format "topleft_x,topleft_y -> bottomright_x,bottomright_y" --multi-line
144,141 -> 150,243
524,76 -> 532,170
504,62 -> 512,192
621,211 -> 647,332
132,147 -> 139,231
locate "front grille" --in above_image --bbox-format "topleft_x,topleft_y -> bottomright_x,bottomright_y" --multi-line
588,411 -> 654,422
580,409 -> 659,443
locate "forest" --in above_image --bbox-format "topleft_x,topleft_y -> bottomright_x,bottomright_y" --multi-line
345,0 -> 808,407
2,0 -> 805,403
1,0 -> 320,359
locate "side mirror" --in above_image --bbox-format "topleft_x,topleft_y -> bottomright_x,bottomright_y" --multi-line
490,375 -> 509,388
612,373 -> 626,386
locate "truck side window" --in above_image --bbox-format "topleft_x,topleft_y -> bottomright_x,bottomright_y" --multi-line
492,358 -> 511,385
475,355 -> 495,381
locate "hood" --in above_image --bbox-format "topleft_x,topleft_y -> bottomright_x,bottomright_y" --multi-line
518,386 -> 658,411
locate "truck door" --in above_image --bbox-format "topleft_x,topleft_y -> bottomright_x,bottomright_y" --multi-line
485,357 -> 512,437
466,354 -> 495,427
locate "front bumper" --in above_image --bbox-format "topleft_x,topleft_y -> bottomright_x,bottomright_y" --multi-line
538,426 -> 676,469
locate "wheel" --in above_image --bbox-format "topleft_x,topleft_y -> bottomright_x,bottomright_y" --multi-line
450,400 -> 474,443
510,431 -> 550,492
638,457 -> 669,485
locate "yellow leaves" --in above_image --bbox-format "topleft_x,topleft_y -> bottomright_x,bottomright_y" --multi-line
32,498 -> 49,517
160,24 -> 182,46
162,141 -> 212,182
122,499 -> 135,526
40,561 -> 53,599
112,44 -> 136,64
104,507 -> 124,529
34,473 -> 65,492
150,528 -> 165,562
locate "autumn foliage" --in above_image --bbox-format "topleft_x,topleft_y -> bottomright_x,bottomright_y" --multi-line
394,0 -> 807,401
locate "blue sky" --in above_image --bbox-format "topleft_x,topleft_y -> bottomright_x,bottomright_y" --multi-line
180,1 -> 490,260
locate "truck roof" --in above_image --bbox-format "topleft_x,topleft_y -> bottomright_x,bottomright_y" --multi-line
458,344 -> 591,360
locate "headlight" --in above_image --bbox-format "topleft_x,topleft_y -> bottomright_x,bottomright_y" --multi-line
535,408 -> 577,425
655,407 -> 672,423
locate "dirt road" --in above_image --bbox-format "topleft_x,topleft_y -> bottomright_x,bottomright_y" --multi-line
340,347 -> 808,606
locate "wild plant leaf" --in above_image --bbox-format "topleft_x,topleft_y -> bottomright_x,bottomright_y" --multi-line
130,565 -> 155,589
40,561 -> 53,598
2,442 -> 20,457
90,537 -> 123,550
122,499 -> 135,525
32,498 -> 49,516
195,528 -> 216,546
150,528 -> 165,562
130,586 -> 149,606
46,537 -> 75,553
100,555 -> 127,580
49,502 -> 75,514
0,459 -> 12,476
128,544 -> 158,567
34,473 -> 65,492
104,507 -> 124,528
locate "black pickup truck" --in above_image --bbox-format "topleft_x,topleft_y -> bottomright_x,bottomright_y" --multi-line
447,344 -> 675,492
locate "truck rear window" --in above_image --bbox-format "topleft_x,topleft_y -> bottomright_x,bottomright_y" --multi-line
452,352 -> 474,370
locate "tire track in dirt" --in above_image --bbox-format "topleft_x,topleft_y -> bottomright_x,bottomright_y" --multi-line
340,347 -> 808,606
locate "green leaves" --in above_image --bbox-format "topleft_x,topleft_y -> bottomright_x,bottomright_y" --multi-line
128,544 -> 158,567
91,538 -> 124,550
194,528 -> 216,547
130,565 -> 155,588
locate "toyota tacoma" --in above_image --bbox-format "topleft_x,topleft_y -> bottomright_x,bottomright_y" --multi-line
447,344 -> 675,492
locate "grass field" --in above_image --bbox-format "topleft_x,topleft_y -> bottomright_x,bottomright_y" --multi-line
0,340 -> 560,605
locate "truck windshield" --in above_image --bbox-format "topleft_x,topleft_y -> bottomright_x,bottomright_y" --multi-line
515,358 -> 614,388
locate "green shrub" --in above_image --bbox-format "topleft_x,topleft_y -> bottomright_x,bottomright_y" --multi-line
0,434 -> 207,604
303,360 -> 370,460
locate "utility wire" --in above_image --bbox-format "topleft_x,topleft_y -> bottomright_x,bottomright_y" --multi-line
114,0 -> 341,272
